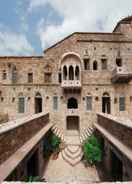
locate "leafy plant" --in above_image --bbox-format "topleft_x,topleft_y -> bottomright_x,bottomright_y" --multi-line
83,135 -> 102,165
51,134 -> 61,152
26,176 -> 42,182
43,130 -> 61,159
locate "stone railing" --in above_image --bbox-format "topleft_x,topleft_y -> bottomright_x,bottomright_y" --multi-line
112,66 -> 128,76
111,66 -> 132,83
66,109 -> 80,116
61,80 -> 81,88
0,113 -> 49,165
96,113 -> 132,150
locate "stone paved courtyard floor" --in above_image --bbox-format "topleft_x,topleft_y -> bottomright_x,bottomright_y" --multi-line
43,152 -> 101,183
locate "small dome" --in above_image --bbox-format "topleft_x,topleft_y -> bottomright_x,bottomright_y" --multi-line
120,16 -> 132,23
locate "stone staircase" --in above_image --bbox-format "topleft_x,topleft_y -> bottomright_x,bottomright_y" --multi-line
61,145 -> 83,166
52,124 -> 65,142
80,126 -> 95,144
52,124 -> 95,167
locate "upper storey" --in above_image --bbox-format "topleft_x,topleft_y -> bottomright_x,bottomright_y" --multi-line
0,16 -> 132,85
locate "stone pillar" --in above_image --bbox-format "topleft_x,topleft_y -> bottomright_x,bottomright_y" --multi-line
103,140 -> 112,175
37,140 -> 45,177
111,95 -> 115,115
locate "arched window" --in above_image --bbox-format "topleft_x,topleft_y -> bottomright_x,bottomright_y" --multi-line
102,92 -> 111,114
84,59 -> 90,70
12,66 -> 17,84
101,59 -> 107,70
93,61 -> 98,70
116,58 -> 122,67
86,96 -> 92,111
63,65 -> 67,80
18,93 -> 25,113
2,70 -> 7,80
67,97 -> 78,109
35,92 -> 42,114
75,66 -> 80,80
69,66 -> 74,80
119,96 -> 125,111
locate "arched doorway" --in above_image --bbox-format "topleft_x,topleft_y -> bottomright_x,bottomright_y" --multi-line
67,97 -> 78,109
102,92 -> 111,114
35,92 -> 42,114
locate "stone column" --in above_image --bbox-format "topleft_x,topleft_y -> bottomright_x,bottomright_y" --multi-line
111,94 -> 115,115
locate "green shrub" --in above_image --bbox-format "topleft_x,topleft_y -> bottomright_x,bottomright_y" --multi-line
26,176 -> 42,182
51,134 -> 61,152
83,135 -> 102,165
43,131 -> 61,158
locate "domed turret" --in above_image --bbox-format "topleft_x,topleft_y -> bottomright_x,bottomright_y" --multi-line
113,16 -> 132,37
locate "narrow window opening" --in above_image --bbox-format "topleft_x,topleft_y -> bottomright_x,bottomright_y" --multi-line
2,70 -> 7,80
44,73 -> 52,83
18,97 -> 25,113
69,66 -> 74,80
53,96 -> 58,110
28,73 -> 33,83
119,96 -> 125,111
116,58 -> 122,67
84,59 -> 90,70
101,59 -> 107,70
58,73 -> 62,83
93,61 -> 98,70
86,96 -> 92,111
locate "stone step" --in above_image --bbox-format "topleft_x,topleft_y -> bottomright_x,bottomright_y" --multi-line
61,150 -> 83,166
52,125 -> 65,142
67,145 -> 81,154
64,147 -> 82,159
80,126 -> 95,144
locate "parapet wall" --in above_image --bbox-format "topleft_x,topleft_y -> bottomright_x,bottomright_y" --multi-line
0,113 -> 49,165
97,113 -> 132,150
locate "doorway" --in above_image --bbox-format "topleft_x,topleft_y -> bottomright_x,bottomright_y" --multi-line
66,116 -> 79,131
35,93 -> 42,114
102,93 -> 111,114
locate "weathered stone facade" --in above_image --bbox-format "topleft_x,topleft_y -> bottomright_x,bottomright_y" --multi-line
1,16 -> 132,134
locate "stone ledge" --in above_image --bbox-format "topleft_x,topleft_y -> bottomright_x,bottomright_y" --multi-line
0,123 -> 52,182
2,181 -> 132,184
0,112 -> 49,135
97,112 -> 132,130
94,123 -> 132,163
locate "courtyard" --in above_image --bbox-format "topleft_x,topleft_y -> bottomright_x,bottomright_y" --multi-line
43,153 -> 100,183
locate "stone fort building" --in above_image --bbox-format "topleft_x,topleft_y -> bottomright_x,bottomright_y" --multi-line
1,16 -> 132,134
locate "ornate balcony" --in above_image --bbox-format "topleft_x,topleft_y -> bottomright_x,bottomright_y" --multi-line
111,66 -> 132,83
61,80 -> 81,89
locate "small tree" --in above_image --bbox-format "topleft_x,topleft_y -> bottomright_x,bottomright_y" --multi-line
83,135 -> 102,165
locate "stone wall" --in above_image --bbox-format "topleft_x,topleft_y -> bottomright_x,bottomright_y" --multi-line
0,113 -> 49,165
97,113 -> 132,150
96,113 -> 132,181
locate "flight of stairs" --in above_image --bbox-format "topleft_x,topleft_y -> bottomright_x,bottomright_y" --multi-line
52,124 -> 65,142
52,124 -> 95,167
61,145 -> 83,166
80,126 -> 95,144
